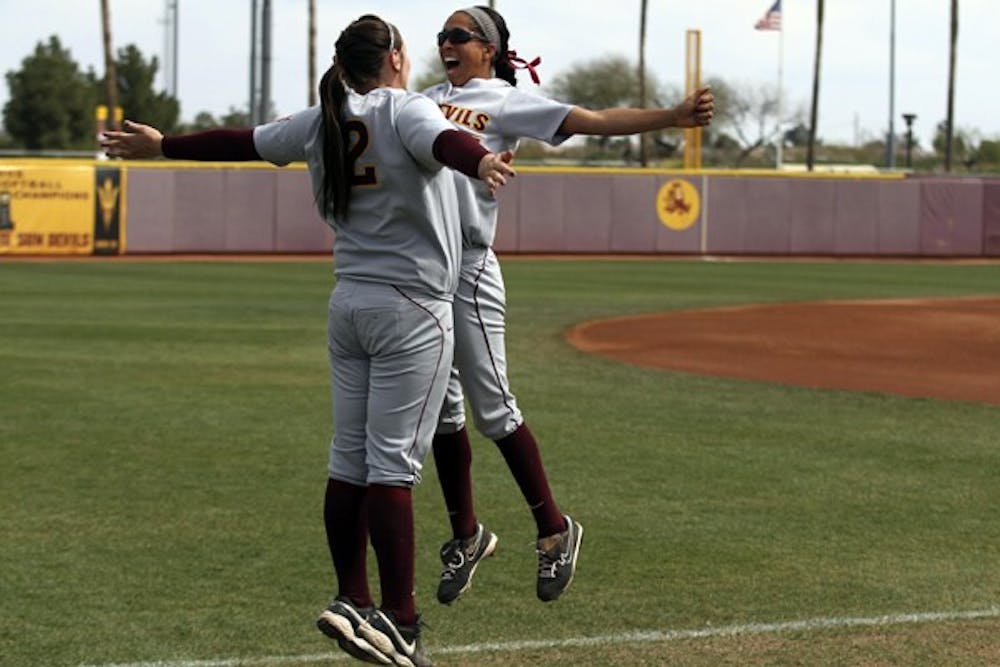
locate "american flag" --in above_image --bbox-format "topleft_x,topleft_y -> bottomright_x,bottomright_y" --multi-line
754,0 -> 782,31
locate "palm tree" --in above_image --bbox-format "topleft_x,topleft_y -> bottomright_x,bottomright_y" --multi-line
638,0 -> 649,166
308,0 -> 317,106
100,0 -> 119,130
944,0 -> 958,172
806,0 -> 824,171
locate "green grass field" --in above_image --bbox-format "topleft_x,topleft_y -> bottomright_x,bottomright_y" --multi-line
1,258 -> 998,666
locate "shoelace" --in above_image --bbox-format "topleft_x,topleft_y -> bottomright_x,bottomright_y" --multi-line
440,540 -> 468,581
536,545 -> 569,579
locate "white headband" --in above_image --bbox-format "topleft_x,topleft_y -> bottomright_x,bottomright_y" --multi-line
382,17 -> 397,51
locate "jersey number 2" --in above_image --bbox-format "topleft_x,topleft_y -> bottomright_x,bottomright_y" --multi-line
345,120 -> 377,186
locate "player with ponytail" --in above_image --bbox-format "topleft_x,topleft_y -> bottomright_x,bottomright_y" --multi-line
316,16 -> 402,220
103,13 -> 516,666
423,6 -> 714,607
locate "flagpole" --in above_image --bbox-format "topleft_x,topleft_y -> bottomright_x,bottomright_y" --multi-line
756,1 -> 784,169
886,0 -> 897,168
776,13 -> 784,170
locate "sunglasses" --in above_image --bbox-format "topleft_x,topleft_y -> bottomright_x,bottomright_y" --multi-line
436,27 -> 487,46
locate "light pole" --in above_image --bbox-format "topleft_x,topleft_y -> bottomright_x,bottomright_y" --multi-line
885,0 -> 896,168
259,0 -> 272,123
902,113 -> 916,169
250,0 -> 258,124
168,1 -> 178,97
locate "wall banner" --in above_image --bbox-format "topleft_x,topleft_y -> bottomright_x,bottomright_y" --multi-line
0,162 -> 124,256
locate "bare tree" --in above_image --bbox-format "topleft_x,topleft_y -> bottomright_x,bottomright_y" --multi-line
638,0 -> 650,166
707,77 -> 794,166
944,0 -> 958,172
550,55 -> 642,153
806,0 -> 825,170
100,0 -> 119,130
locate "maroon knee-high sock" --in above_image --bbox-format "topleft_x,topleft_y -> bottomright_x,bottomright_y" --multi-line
432,427 -> 478,540
368,484 -> 416,625
495,422 -> 567,538
323,478 -> 373,608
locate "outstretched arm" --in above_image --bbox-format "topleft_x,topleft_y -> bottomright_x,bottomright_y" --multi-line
101,120 -> 261,161
558,85 -> 714,136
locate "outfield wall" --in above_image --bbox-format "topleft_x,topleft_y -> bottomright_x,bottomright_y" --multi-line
3,160 -> 998,257
490,170 -> 996,257
124,165 -> 331,254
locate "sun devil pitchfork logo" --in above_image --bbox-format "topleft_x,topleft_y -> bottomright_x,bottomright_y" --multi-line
97,177 -> 119,233
0,191 -> 14,230
656,179 -> 700,231
93,167 -> 122,255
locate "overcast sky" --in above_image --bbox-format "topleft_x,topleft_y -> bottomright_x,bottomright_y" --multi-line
0,0 -> 993,150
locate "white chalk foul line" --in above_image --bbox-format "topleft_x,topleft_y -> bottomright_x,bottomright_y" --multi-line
80,606 -> 1000,667
439,606 -> 1000,655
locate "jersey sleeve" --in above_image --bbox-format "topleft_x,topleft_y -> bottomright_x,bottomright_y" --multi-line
495,88 -> 574,146
252,107 -> 322,166
395,93 -> 456,171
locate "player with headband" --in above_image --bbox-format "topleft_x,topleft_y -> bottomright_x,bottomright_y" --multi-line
422,6 -> 714,606
103,14 -> 514,666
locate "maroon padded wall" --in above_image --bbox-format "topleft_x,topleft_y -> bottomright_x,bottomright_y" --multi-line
979,181 -> 1000,257
124,167 -> 329,254
919,180 -> 984,256
121,166 -> 993,258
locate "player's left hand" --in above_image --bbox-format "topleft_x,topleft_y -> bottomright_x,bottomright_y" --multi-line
100,120 -> 165,159
674,86 -> 714,128
478,150 -> 516,196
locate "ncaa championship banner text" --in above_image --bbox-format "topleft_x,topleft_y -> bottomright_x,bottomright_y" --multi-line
0,162 -> 123,255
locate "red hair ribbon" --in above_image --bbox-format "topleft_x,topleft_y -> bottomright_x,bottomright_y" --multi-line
506,50 -> 542,85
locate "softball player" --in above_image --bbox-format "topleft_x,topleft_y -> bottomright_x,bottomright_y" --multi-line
103,14 -> 514,667
422,6 -> 714,606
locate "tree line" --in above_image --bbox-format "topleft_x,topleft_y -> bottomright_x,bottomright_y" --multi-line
3,36 -> 996,171
1,36 -> 243,152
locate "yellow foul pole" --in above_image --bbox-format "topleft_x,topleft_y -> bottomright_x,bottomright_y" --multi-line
683,29 -> 702,169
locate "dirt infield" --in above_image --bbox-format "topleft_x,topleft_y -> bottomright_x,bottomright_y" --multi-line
566,297 -> 1000,406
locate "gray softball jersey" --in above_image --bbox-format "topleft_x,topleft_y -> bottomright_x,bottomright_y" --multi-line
253,88 -> 463,299
423,78 -> 573,248
422,78 -> 573,440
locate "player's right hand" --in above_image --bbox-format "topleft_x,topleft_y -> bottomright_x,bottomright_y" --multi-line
478,150 -> 516,196
100,120 -> 164,159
